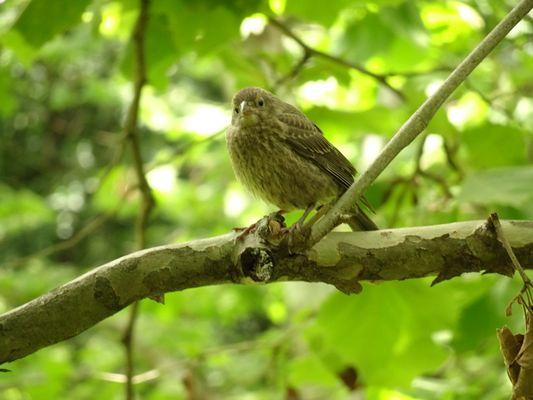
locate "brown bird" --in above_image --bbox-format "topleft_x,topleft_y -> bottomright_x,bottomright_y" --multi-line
226,87 -> 377,232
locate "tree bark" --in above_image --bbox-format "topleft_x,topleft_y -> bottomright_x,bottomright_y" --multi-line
1,219 -> 532,365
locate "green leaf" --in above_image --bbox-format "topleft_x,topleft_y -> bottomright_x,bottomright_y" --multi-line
340,12 -> 395,63
312,280 -> 468,386
299,58 -> 352,87
0,184 -> 54,236
0,69 -> 17,117
453,292 -> 504,352
120,14 -> 177,90
305,106 -> 407,138
284,0 -> 351,25
381,35 -> 429,71
381,1 -> 427,44
459,166 -> 533,207
161,1 -> 241,57
0,30 -> 37,65
462,124 -> 527,169
288,354 -> 340,388
12,0 -> 91,48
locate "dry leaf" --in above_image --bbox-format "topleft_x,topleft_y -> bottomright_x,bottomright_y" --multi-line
515,314 -> 533,398
498,312 -> 533,399
498,326 -> 523,385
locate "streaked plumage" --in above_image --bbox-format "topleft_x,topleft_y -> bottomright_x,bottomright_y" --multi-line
226,87 -> 377,231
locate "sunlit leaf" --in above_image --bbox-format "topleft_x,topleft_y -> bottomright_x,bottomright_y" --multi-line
462,124 -> 527,169
312,280 -> 466,386
284,0 -> 350,25
13,0 -> 91,48
0,184 -> 54,237
459,166 -> 533,207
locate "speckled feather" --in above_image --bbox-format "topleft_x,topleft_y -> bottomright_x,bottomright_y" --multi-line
227,87 -> 377,229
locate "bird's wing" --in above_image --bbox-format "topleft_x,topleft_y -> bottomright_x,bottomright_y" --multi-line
278,111 -> 375,212
278,112 -> 355,190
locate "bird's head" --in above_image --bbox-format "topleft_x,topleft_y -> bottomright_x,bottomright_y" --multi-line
231,87 -> 277,127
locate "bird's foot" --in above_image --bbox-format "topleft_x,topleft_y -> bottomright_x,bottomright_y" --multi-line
281,221 -> 309,251
233,210 -> 287,242
233,222 -> 259,241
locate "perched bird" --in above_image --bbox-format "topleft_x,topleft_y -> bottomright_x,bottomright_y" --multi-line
226,87 -> 377,232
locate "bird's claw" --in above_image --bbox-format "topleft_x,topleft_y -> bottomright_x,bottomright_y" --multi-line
233,223 -> 258,241
280,222 -> 309,252
233,210 -> 287,242
232,211 -> 309,251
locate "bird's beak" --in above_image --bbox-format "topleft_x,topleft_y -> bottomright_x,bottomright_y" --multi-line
239,101 -> 252,116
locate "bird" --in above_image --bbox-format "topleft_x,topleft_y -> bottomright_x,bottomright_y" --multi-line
226,86 -> 378,233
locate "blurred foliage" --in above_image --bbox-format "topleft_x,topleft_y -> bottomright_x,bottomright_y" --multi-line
0,0 -> 532,399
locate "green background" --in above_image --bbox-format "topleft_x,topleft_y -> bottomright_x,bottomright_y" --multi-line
0,0 -> 532,398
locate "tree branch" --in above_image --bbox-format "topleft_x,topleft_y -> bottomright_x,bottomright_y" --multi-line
125,0 -> 154,246
1,219 -> 532,365
121,0 -> 153,398
307,0 -> 533,246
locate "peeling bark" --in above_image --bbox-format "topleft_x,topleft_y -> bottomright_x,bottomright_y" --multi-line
1,219 -> 532,365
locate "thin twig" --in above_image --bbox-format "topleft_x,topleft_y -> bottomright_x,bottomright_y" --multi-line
378,176 -> 407,207
490,213 -> 532,288
384,134 -> 452,226
125,3 -> 155,247
412,134 -> 453,199
146,128 -> 225,172
413,132 -> 428,172
490,213 -> 533,317
381,66 -> 453,78
121,1 -> 153,399
442,138 -> 464,179
268,17 -> 405,100
490,84 -> 533,101
8,213 -> 113,269
122,302 -> 140,399
393,134 -> 428,214
389,183 -> 410,227
308,0 -> 533,247
418,170 -> 453,199
272,49 -> 311,90
463,80 -> 515,121
8,185 -> 135,269
101,318 -> 314,385
8,126 -> 133,270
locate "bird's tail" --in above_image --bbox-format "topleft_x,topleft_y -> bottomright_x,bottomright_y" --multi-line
346,207 -> 379,231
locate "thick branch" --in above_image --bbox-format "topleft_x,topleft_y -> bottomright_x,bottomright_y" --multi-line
1,220 -> 532,365
308,0 -> 533,246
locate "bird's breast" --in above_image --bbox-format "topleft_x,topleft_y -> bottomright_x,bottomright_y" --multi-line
226,123 -> 338,210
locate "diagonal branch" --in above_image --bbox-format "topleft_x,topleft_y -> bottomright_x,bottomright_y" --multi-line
0,219 -> 531,366
308,0 -> 533,246
268,17 -> 405,100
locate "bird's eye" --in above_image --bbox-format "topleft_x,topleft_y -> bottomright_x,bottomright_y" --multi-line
234,107 -> 239,113
258,99 -> 264,107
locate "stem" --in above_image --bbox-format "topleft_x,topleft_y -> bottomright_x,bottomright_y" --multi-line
121,0 -> 153,399
490,213 -> 532,287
